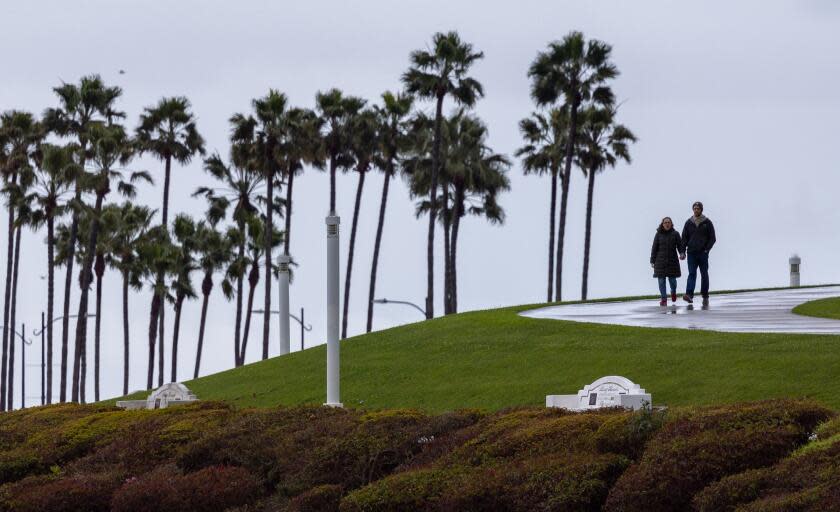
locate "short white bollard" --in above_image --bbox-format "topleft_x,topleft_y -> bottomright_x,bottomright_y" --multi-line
325,215 -> 342,407
789,255 -> 801,288
278,254 -> 291,355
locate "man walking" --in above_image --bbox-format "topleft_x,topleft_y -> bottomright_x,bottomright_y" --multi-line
682,201 -> 716,306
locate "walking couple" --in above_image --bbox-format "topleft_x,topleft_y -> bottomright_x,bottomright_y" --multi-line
650,201 -> 716,307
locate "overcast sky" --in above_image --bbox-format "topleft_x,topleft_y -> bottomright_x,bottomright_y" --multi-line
2,1 -> 839,407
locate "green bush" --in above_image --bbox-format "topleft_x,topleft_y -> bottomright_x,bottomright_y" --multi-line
603,399 -> 832,512
0,471 -> 124,512
288,484 -> 344,512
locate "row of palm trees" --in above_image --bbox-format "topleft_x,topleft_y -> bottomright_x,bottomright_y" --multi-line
0,29 -> 634,411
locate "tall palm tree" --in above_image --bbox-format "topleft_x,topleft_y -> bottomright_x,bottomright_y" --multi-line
281,107 -> 324,257
366,92 -> 413,332
232,90 -> 288,360
238,215 -> 281,365
137,225 -> 175,389
193,222 -> 232,378
28,143 -> 79,404
169,214 -> 199,382
341,108 -> 378,340
402,31 -> 484,319
577,105 -> 636,300
104,202 -> 154,395
515,107 -> 569,302
42,75 -> 122,403
71,123 -> 150,403
528,31 -> 618,301
136,96 -> 205,386
315,89 -> 365,214
195,151 -> 262,367
0,110 -> 40,411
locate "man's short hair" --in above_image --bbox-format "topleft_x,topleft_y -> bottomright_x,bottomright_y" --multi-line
692,201 -> 704,211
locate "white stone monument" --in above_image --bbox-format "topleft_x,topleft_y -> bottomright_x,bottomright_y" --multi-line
116,383 -> 199,410
789,255 -> 801,288
546,376 -> 651,411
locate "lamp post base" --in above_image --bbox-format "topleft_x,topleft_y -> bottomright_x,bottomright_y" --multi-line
323,402 -> 344,408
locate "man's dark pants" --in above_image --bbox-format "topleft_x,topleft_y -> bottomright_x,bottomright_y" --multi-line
686,251 -> 709,298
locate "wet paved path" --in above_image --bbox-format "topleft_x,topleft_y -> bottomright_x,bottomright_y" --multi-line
520,286 -> 840,335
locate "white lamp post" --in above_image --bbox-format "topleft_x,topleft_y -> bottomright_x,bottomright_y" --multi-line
325,215 -> 342,407
277,254 -> 291,355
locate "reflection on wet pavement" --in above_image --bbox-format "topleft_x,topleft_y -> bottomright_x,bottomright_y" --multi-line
520,286 -> 840,335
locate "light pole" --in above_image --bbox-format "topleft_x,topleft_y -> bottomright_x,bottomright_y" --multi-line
251,308 -> 312,353
372,298 -> 428,317
325,214 -> 341,407
277,255 -> 291,355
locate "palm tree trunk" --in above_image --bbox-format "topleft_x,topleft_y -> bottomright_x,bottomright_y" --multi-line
263,169 -> 273,360
47,215 -> 55,404
234,219 -> 245,366
451,186 -> 465,314
442,186 -> 452,315
240,261 -> 259,365
1,175 -> 16,411
581,167 -> 596,301
547,168 -> 558,302
554,93 -> 580,302
171,293 -> 184,382
94,254 -> 104,401
7,224 -> 22,408
60,185 -> 82,403
147,291 -> 160,390
122,269 -> 130,396
284,169 -> 294,256
366,167 -> 392,333
341,168 -> 366,339
72,192 -> 104,403
426,94 -> 444,319
158,297 -> 165,386
194,273 -> 212,379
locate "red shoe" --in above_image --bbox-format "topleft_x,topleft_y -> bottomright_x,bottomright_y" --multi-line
659,299 -> 667,307
671,292 -> 677,303
682,294 -> 694,303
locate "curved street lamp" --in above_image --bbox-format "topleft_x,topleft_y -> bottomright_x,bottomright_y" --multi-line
372,297 -> 427,317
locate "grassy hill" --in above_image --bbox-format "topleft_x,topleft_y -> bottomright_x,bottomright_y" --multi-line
114,287 -> 840,412
794,296 -> 840,320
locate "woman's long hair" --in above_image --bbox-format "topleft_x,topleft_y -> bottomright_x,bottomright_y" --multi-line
657,217 -> 674,233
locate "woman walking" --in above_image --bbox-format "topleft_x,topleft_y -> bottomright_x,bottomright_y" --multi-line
650,217 -> 685,306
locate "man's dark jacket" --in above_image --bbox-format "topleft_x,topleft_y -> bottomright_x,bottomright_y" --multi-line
681,216 -> 716,254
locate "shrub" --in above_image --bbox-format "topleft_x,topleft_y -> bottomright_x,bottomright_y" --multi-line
0,471 -> 124,512
603,399 -> 832,512
288,484 -> 344,512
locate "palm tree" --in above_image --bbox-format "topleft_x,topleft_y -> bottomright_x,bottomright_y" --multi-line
136,96 -> 205,386
28,143 -> 79,404
341,108 -> 378,339
366,92 -> 413,332
515,107 -> 569,302
238,215 -> 281,365
315,89 -> 365,215
0,110 -> 40,411
195,151 -> 262,367
402,31 -> 484,319
281,107 -> 324,257
104,202 -> 154,395
232,90 -> 288,360
528,31 -> 618,301
71,123 -> 150,403
136,225 -> 175,389
577,105 -> 636,300
193,222 -> 232,378
169,215 -> 199,382
42,75 -> 122,403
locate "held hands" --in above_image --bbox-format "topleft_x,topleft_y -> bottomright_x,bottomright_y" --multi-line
680,253 -> 686,261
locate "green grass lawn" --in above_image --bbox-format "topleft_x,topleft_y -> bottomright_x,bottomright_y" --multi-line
793,296 -> 840,320
112,287 -> 840,413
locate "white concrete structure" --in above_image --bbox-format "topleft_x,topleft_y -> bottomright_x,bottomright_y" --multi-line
278,254 -> 291,355
546,376 -> 651,411
325,215 -> 342,407
790,255 -> 801,288
116,383 -> 198,410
